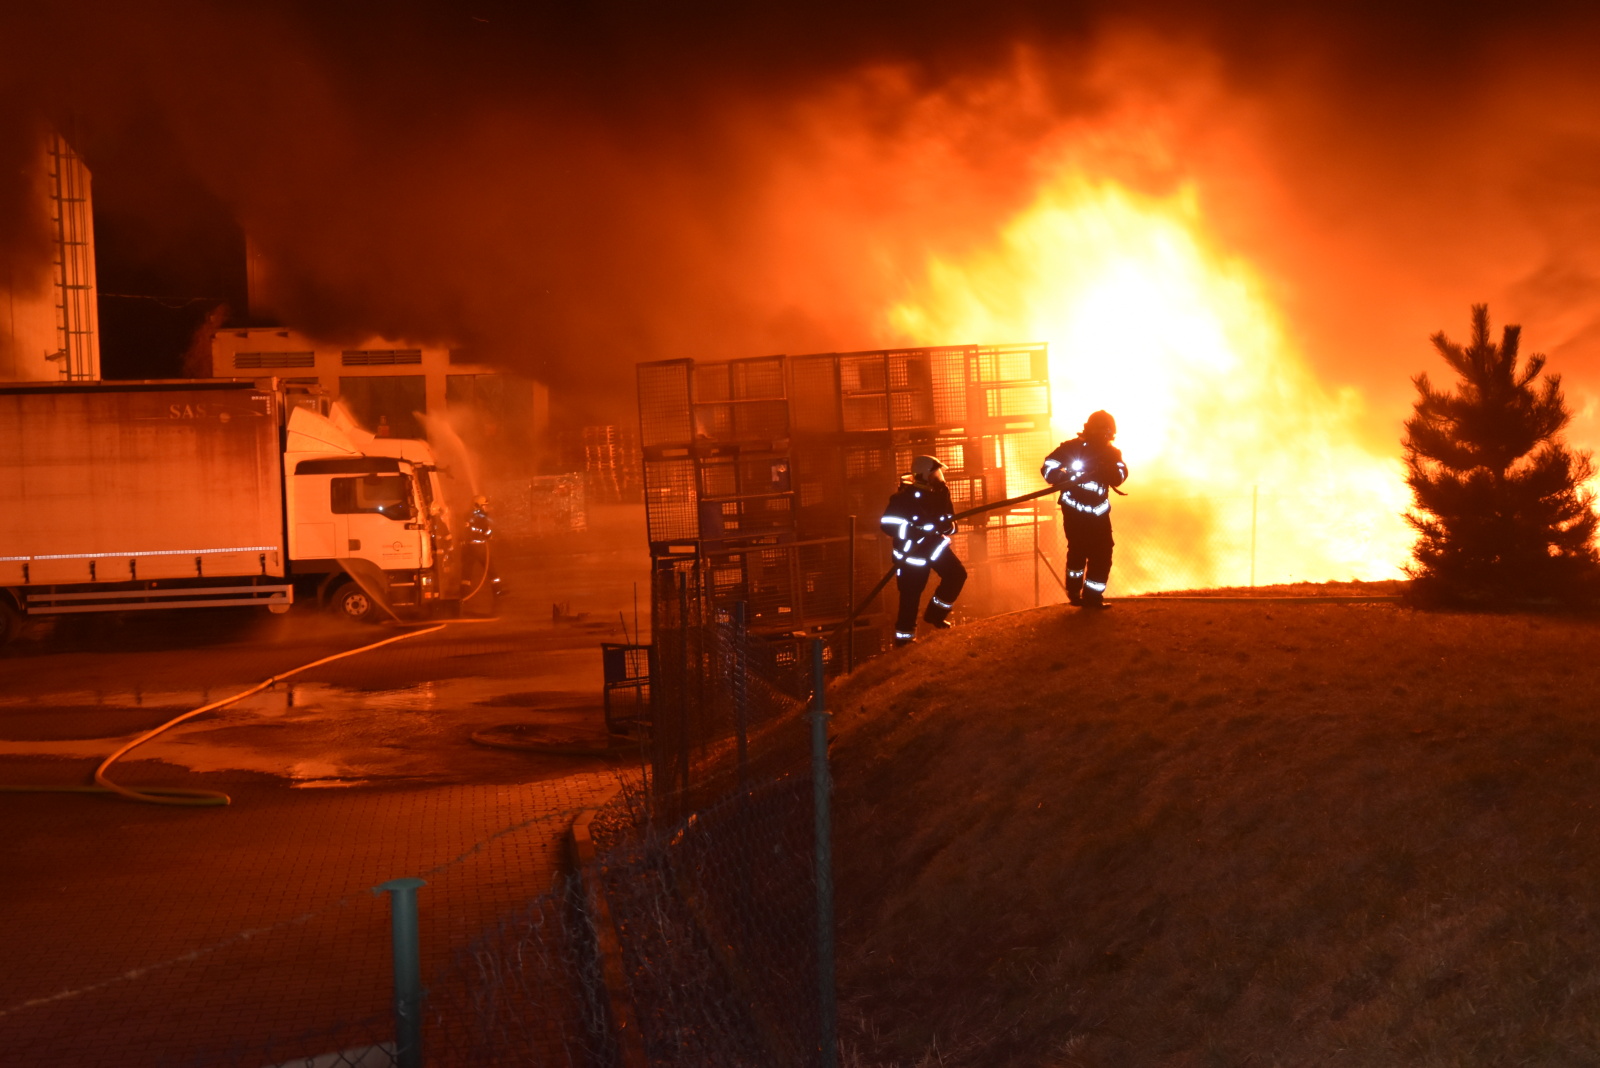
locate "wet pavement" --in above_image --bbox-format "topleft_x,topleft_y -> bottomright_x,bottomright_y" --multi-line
0,505 -> 652,1066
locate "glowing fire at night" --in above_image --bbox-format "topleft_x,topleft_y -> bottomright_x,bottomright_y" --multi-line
890,171 -> 1414,592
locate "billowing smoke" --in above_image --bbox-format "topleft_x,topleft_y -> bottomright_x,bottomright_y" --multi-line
3,0 -> 1600,443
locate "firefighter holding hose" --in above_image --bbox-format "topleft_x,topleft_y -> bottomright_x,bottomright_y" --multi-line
880,455 -> 966,645
463,495 -> 503,600
1042,410 -> 1128,608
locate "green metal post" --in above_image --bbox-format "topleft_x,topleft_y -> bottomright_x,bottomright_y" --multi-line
811,639 -> 837,1068
379,877 -> 426,1068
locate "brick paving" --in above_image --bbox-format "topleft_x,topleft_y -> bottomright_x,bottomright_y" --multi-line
0,513 -> 652,1066
0,770 -> 619,1067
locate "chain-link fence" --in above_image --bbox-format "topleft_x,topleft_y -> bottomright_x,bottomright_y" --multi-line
592,774 -> 825,1067
999,488 -> 1409,602
172,601 -> 831,1068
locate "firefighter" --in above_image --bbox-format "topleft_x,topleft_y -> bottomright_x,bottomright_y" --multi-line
464,495 -> 503,598
1041,410 -> 1128,608
880,454 -> 966,645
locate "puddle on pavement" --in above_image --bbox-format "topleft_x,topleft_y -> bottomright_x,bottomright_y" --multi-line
0,678 -> 605,786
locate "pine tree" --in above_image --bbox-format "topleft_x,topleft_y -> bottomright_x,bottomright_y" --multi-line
1403,304 -> 1600,605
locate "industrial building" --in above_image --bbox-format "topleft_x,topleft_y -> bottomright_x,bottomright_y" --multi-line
0,129 -> 98,382
207,328 -> 543,443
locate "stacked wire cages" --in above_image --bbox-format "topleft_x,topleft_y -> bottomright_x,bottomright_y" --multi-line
638,345 -> 1053,785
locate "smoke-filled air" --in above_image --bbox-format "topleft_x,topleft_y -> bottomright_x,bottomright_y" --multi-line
7,3 -> 1600,585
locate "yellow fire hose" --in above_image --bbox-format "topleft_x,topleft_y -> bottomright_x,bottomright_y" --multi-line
1,623 -> 448,807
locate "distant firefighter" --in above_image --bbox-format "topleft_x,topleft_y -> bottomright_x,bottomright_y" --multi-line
880,454 -> 966,646
1041,410 -> 1128,608
464,495 -> 503,599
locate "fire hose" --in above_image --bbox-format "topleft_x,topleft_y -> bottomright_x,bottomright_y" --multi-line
829,480 -> 1113,644
0,623 -> 448,807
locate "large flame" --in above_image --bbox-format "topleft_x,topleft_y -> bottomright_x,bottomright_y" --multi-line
890,171 -> 1413,592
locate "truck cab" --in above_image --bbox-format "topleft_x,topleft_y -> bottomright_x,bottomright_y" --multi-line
283,404 -> 459,621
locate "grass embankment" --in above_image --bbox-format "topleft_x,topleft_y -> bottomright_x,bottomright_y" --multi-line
830,597 -> 1600,1066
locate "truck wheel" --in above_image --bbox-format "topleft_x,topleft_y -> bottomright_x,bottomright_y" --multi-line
0,598 -> 20,647
329,581 -> 382,624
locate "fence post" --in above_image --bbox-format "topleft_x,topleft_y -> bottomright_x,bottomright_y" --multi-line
811,638 -> 837,1068
1251,485 -> 1259,588
1033,504 -> 1040,608
732,600 -> 750,791
846,515 -> 856,674
378,877 -> 426,1068
677,570 -> 691,805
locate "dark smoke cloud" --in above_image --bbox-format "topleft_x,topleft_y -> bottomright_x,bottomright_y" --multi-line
0,109 -> 51,269
5,1 -> 1600,429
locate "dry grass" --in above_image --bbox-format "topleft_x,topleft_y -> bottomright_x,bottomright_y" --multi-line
829,596 -> 1600,1066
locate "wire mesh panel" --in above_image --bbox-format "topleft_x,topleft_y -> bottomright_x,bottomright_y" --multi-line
788,354 -> 842,434
931,347 -> 968,424
644,456 -> 699,544
597,777 -> 822,1068
639,360 -> 694,448
423,874 -> 615,1067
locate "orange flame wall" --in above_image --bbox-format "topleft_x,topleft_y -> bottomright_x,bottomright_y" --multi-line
889,174 -> 1412,590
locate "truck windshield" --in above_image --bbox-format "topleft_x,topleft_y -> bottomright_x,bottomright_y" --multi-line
331,475 -> 414,520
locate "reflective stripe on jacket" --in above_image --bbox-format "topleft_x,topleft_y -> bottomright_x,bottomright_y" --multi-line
880,478 -> 956,566
1041,437 -> 1128,516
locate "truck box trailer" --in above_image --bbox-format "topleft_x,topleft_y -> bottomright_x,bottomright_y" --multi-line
0,378 -> 460,643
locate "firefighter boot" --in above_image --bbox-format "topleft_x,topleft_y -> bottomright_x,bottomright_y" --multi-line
1066,570 -> 1084,606
923,596 -> 954,630
1082,581 -> 1110,609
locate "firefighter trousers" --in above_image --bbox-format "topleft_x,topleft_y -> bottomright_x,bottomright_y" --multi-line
895,551 -> 967,636
1062,509 -> 1114,599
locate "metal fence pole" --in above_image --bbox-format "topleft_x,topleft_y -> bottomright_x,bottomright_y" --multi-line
1033,505 -> 1040,608
378,877 -> 426,1068
846,515 -> 856,674
1251,485 -> 1259,588
677,570 -> 691,803
732,601 -> 749,791
811,638 -> 837,1068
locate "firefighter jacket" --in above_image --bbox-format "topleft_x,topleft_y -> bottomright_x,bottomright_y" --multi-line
1041,437 -> 1128,516
880,477 -> 956,567
468,506 -> 493,544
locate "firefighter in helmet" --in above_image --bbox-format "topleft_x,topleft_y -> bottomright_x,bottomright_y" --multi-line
1041,411 -> 1128,608
464,495 -> 503,599
880,454 -> 966,645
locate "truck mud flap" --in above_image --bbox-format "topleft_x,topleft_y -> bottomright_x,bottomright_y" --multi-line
334,558 -> 403,622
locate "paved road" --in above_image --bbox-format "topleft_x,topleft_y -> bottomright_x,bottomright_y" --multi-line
0,507 -> 651,1066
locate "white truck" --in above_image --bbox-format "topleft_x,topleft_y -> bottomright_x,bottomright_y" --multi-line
0,378 -> 461,644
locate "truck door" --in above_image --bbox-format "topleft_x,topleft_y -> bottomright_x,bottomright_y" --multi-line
329,474 -> 424,571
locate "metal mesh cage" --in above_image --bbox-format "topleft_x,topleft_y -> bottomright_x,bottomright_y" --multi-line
732,356 -> 785,400
787,354 -> 841,433
644,457 -> 699,543
931,348 -> 967,423
638,361 -> 693,447
639,341 -> 1055,652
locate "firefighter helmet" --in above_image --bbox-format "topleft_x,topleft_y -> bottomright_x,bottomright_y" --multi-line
911,454 -> 947,480
1083,410 -> 1116,439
